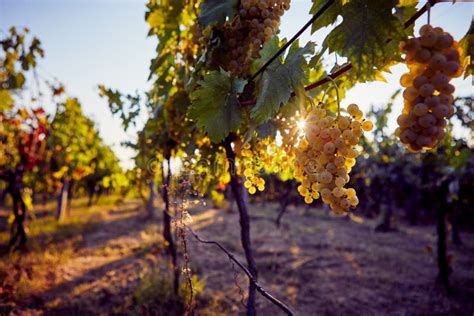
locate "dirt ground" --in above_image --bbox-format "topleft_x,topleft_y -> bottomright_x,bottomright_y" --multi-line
1,198 -> 473,315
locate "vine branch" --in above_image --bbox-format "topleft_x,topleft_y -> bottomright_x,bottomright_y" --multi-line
240,63 -> 353,107
186,226 -> 295,316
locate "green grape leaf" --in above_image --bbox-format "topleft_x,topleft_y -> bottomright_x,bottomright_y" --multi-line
398,0 -> 418,6
0,90 -> 14,111
146,1 -> 184,30
256,120 -> 278,139
394,4 -> 417,35
459,20 -> 473,79
252,69 -> 290,124
286,41 -> 315,87
250,36 -> 283,74
251,40 -> 315,124
148,52 -> 171,80
310,0 -> 344,34
258,36 -> 282,62
325,0 -> 407,81
147,10 -> 169,29
279,86 -> 307,118
98,85 -> 142,131
189,70 -> 246,143
198,0 -> 239,27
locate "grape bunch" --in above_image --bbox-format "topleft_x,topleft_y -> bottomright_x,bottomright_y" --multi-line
241,137 -> 292,194
221,0 -> 291,77
294,104 -> 373,214
397,24 -> 463,151
241,143 -> 266,194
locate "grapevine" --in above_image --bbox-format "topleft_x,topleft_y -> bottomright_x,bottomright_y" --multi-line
0,0 -> 470,314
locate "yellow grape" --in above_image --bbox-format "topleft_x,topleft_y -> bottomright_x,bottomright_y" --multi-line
222,0 -> 291,77
398,24 -> 463,151
294,102 -> 372,214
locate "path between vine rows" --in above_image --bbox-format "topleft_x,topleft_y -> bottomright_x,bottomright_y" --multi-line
1,199 -> 474,315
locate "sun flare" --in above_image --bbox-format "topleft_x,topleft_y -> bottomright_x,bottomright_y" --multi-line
296,120 -> 306,131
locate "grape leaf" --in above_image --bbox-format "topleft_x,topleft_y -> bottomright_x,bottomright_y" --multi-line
198,0 -> 238,27
279,86 -> 308,118
310,0 -> 344,34
398,0 -> 418,6
324,0 -> 407,81
459,20 -> 473,79
189,70 -> 246,143
0,90 -> 14,111
148,52 -> 171,80
249,36 -> 283,74
286,41 -> 315,87
146,2 -> 182,32
394,4 -> 417,35
147,10 -> 168,29
98,86 -> 142,131
256,120 -> 278,139
251,40 -> 315,124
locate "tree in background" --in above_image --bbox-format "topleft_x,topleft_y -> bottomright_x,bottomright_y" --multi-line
48,96 -> 127,220
0,27 -> 47,250
83,139 -> 128,206
48,98 -> 99,220
0,107 -> 48,250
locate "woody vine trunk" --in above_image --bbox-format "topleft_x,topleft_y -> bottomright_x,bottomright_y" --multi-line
56,178 -> 69,221
162,157 -> 179,295
224,140 -> 258,316
5,171 -> 28,250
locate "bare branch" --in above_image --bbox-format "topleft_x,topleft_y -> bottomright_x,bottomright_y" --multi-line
186,226 -> 294,316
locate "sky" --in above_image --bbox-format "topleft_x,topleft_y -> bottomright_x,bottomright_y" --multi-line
1,0 -> 472,169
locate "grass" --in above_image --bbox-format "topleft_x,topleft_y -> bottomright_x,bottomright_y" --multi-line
132,269 -> 207,316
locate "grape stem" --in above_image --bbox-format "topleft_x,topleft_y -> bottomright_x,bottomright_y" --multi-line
320,84 -> 332,106
328,76 -> 341,118
403,0 -> 439,29
427,1 -> 431,25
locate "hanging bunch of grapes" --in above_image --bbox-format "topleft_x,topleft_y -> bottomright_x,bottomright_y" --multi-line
294,104 -> 373,214
221,0 -> 291,77
241,142 -> 266,194
397,25 -> 463,151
